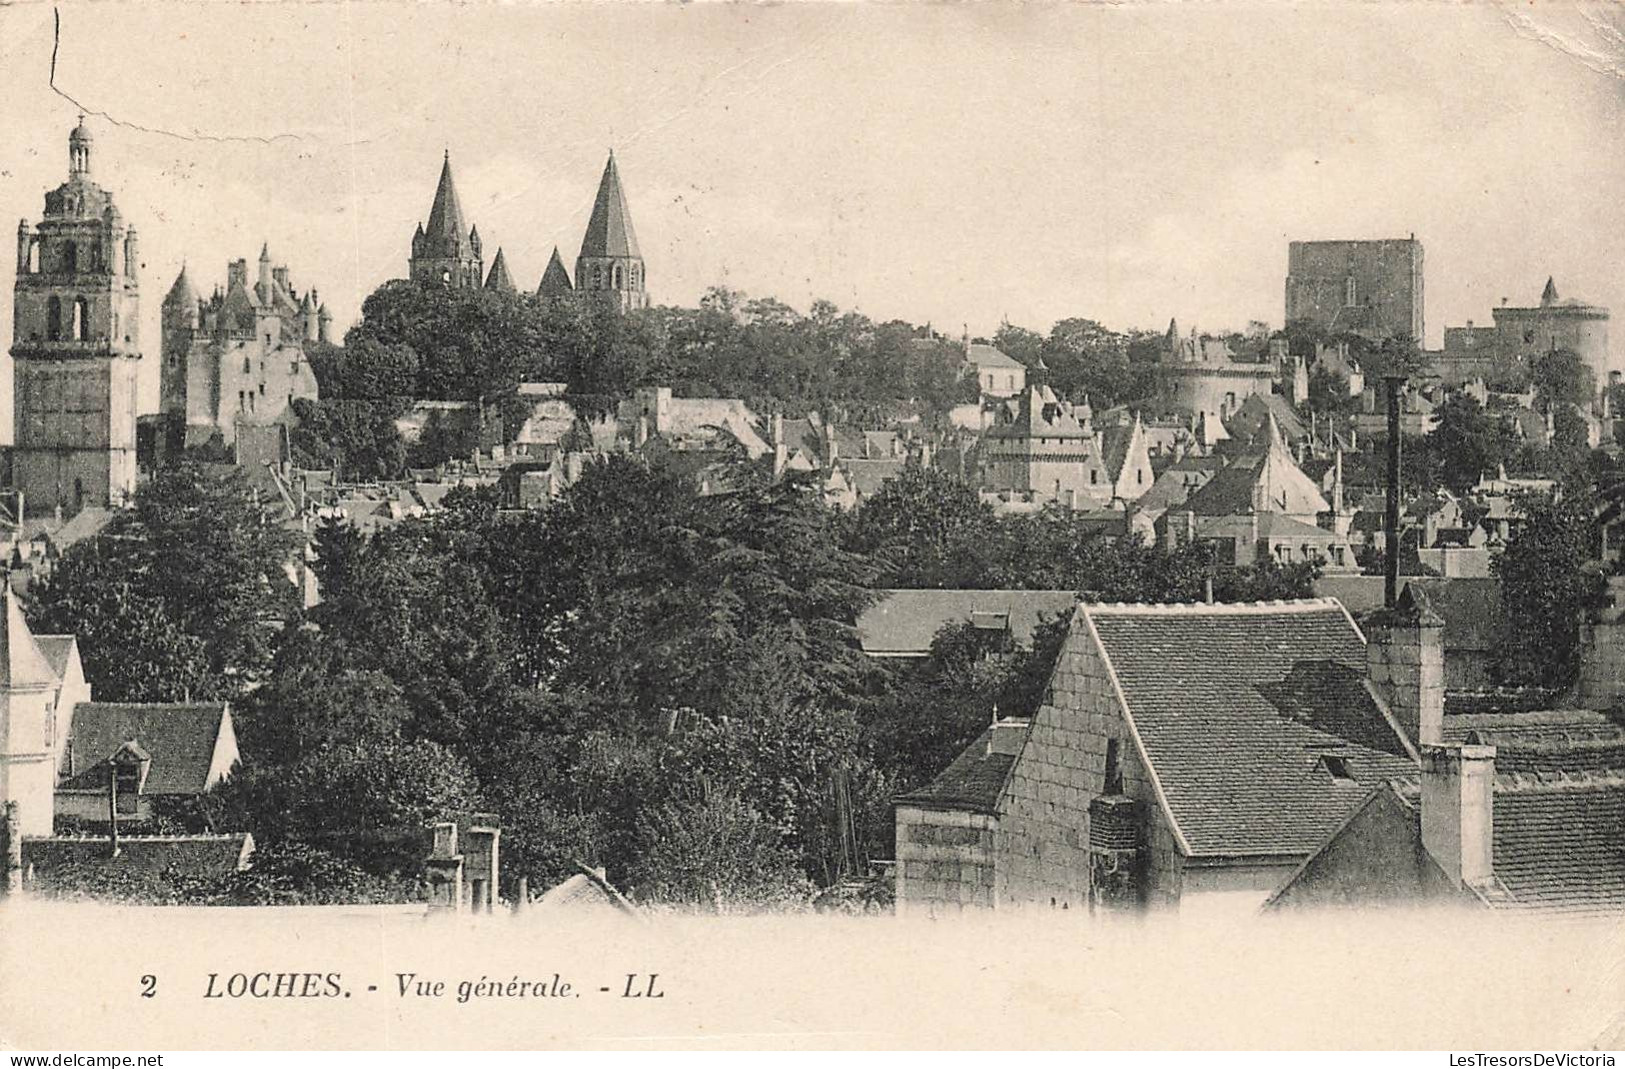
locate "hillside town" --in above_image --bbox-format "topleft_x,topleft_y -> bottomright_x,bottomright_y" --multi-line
0,109 -> 1620,921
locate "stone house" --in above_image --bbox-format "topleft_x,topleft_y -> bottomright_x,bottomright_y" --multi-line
895,595 -> 1424,917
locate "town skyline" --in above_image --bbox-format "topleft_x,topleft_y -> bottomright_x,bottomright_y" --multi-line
1,2 -> 1623,422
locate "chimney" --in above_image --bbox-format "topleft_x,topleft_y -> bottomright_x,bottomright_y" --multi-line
1577,574 -> 1625,709
1366,583 -> 1445,748
1420,743 -> 1496,890
986,716 -> 1029,757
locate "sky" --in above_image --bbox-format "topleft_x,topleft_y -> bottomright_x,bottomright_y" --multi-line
2,2 -> 1624,428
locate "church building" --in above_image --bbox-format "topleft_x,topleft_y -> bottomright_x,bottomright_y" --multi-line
9,119 -> 142,517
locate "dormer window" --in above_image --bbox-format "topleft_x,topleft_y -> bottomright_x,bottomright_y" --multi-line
1318,754 -> 1355,783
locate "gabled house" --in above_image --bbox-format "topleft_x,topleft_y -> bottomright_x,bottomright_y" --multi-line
895,596 -> 1420,916
54,703 -> 240,824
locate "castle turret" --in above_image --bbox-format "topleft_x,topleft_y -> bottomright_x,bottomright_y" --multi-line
317,303 -> 332,344
575,151 -> 648,312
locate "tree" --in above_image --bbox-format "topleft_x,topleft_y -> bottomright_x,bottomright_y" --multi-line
1532,348 -> 1596,412
1427,393 -> 1511,496
29,463 -> 300,700
626,794 -> 816,912
1493,489 -> 1602,687
841,468 -> 998,588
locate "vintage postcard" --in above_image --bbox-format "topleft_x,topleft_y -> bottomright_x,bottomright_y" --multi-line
1,0 -> 1623,1053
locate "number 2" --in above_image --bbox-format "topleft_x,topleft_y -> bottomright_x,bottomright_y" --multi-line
140,974 -> 156,998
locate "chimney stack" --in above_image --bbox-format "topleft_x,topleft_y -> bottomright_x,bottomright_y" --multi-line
1366,582 -> 1445,748
1420,743 -> 1496,890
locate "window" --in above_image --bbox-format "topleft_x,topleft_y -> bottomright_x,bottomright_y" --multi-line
73,297 -> 89,340
1320,754 -> 1355,783
1090,469 -> 1098,485
244,356 -> 252,374
46,296 -> 61,340
115,766 -> 140,815
1137,469 -> 1144,485
239,390 -> 246,412
62,241 -> 77,273
259,382 -> 266,395
73,477 -> 83,511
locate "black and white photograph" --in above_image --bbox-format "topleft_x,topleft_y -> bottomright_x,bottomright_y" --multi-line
0,0 -> 1623,1054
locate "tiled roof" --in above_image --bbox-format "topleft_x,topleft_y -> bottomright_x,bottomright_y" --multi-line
858,589 -> 1078,657
22,833 -> 254,878
1180,415 -> 1328,517
1087,600 -> 1415,858
60,703 -> 233,794
894,725 -> 1023,813
1489,776 -> 1625,913
839,458 -> 906,499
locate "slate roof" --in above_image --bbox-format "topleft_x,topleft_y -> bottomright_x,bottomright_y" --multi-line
22,833 -> 254,878
838,458 -> 906,499
579,152 -> 641,260
1086,600 -> 1416,858
894,725 -> 1024,814
1179,415 -> 1328,518
1489,776 -> 1625,913
965,343 -> 1024,371
857,589 -> 1078,657
483,248 -> 516,293
59,704 -> 234,794
0,587 -> 57,689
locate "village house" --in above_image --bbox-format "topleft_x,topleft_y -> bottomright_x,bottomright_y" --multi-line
1265,578 -> 1625,914
894,595 -> 1423,916
1160,414 -> 1357,572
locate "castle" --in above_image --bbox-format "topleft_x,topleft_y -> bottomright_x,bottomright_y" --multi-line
9,120 -> 141,517
159,245 -> 327,447
1285,237 -> 1425,343
408,150 -> 649,312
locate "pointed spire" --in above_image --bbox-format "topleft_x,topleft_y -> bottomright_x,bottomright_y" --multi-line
579,151 -> 641,260
259,242 -> 271,263
1541,276 -> 1559,306
538,246 -> 573,296
423,153 -> 472,253
484,247 -> 515,293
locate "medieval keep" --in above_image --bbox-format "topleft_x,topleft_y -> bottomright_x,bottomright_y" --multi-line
10,119 -> 141,517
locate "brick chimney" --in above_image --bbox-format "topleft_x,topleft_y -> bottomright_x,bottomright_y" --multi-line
1366,582 -> 1445,748
1420,743 -> 1496,890
1577,574 -> 1625,709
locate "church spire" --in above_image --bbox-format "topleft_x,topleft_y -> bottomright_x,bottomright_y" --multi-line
538,246 -> 573,298
409,152 -> 482,288
484,247 -> 515,293
579,151 -> 641,260
1541,276 -> 1559,306
575,151 -> 647,312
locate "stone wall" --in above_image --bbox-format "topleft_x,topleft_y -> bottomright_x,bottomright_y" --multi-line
894,805 -> 998,914
995,610 -> 1177,910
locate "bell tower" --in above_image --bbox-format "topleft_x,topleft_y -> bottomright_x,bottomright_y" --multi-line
10,117 -> 141,517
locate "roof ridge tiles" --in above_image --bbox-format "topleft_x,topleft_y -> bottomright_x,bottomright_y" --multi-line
1084,597 -> 1344,615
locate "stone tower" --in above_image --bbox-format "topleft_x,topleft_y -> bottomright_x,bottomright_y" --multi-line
10,118 -> 141,517
575,152 -> 648,312
409,151 -> 483,289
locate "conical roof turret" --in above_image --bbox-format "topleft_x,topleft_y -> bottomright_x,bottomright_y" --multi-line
163,264 -> 197,309
1541,276 -> 1559,306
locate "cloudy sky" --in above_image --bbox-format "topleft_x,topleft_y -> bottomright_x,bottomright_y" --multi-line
2,1 -> 1623,424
